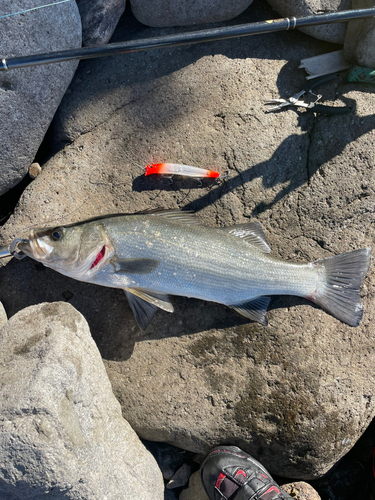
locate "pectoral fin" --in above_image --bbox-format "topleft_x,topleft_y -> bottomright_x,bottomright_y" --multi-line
124,288 -> 174,331
231,296 -> 271,326
112,258 -> 160,274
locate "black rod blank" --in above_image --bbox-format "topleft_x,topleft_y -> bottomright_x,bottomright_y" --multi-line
1,8 -> 375,72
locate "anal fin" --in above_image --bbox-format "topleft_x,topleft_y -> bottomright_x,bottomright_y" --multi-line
230,296 -> 271,326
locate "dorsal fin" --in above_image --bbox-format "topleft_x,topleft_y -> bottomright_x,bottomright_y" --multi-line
222,222 -> 271,253
60,208 -> 201,229
149,209 -> 201,225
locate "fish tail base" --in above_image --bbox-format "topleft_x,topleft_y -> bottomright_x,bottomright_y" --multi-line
311,247 -> 371,327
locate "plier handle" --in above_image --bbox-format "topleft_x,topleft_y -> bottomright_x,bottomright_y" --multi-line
265,74 -> 350,115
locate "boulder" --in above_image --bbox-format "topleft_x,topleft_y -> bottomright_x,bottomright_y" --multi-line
0,10 -> 374,480
129,0 -> 254,27
266,0 -> 350,43
344,0 -> 375,68
76,0 -> 126,46
0,0 -> 81,196
281,481 -> 321,500
0,302 -> 164,499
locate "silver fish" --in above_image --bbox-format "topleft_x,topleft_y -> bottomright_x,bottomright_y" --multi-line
18,209 -> 371,330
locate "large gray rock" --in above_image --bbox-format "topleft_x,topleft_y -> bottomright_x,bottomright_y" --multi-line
130,0 -> 254,27
77,0 -> 126,46
0,13 -> 374,480
0,0 -> 81,196
0,301 -> 7,328
266,0 -> 350,43
0,302 -> 164,499
344,0 -> 375,68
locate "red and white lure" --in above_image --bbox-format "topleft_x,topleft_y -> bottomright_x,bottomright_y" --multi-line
145,163 -> 222,179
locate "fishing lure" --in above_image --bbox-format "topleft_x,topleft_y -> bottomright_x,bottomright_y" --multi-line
145,163 -> 222,179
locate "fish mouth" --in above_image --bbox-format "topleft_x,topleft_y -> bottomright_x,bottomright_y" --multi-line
22,230 -> 51,260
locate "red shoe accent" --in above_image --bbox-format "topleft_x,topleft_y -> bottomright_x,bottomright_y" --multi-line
259,485 -> 281,500
235,470 -> 247,478
215,472 -> 226,490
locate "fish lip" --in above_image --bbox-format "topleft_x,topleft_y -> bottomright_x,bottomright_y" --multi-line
28,230 -> 48,259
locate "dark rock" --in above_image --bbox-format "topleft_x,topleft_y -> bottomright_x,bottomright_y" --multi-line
0,0 -> 81,196
164,490 -> 179,500
143,441 -> 189,480
166,463 -> 192,489
76,0 -> 126,46
310,459 -> 367,500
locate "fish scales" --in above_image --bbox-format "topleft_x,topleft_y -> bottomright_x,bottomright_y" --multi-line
18,210 -> 371,329
95,216 -> 319,304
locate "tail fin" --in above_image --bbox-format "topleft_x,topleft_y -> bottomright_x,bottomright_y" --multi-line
312,248 -> 371,327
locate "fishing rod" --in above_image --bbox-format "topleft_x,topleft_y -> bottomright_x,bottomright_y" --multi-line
1,7 -> 375,71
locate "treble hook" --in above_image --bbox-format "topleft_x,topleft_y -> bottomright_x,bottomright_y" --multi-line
162,174 -> 174,185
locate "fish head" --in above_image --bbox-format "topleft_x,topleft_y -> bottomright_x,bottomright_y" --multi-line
19,223 -> 114,279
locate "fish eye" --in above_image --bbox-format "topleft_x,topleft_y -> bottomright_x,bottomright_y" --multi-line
51,228 -> 63,241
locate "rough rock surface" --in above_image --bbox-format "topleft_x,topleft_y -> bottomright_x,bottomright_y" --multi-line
266,0 -> 350,44
0,302 -> 7,329
1,6 -> 374,480
0,301 -> 164,499
281,481 -> 321,499
179,471 -> 209,500
0,0 -> 81,196
130,0 -> 254,27
344,0 -> 375,68
76,0 -> 126,46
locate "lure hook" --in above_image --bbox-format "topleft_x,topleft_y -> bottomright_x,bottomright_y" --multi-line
162,174 -> 174,185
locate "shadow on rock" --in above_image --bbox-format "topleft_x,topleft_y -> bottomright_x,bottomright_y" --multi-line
132,174 -> 220,192
181,96 -> 374,217
0,253 -> 317,364
50,0 -> 335,149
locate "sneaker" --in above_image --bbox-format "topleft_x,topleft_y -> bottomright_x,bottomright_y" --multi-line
200,445 -> 293,500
